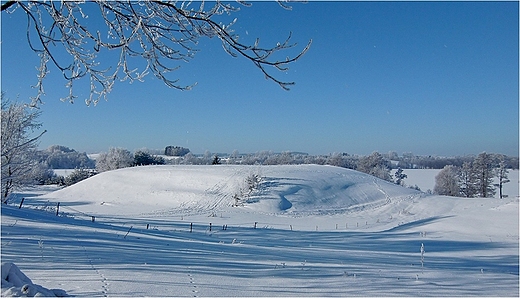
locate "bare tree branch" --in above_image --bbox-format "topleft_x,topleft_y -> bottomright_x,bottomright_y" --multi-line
3,1 -> 311,106
1,1 -> 16,12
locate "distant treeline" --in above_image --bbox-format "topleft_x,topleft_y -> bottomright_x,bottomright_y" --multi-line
29,145 -> 518,189
37,145 -> 519,170
178,150 -> 518,170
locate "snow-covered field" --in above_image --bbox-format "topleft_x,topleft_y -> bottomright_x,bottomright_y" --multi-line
2,165 -> 518,296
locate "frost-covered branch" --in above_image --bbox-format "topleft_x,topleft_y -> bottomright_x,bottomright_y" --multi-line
3,1 -> 311,106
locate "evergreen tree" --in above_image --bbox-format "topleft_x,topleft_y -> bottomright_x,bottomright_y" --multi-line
212,155 -> 221,165
64,168 -> 97,186
134,150 -> 165,166
394,167 -> 407,186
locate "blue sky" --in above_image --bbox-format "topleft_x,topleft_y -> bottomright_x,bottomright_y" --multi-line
1,1 -> 518,156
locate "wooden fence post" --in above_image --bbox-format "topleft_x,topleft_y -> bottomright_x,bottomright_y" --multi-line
190,223 -> 193,233
209,223 -> 212,232
18,198 -> 25,209
56,202 -> 60,216
124,226 -> 133,239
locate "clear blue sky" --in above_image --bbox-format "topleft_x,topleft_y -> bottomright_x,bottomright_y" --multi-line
1,1 -> 518,156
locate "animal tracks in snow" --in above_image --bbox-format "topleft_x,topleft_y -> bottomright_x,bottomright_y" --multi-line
187,269 -> 199,297
84,246 -> 110,297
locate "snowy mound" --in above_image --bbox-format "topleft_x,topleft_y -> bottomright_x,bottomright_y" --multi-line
1,263 -> 68,297
38,165 -> 420,216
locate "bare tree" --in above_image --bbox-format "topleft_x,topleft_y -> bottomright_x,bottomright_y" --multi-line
2,1 -> 311,106
494,155 -> 510,199
473,152 -> 496,198
459,161 -> 478,198
1,97 -> 46,202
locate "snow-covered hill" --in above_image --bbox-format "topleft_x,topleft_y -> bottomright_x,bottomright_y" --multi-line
2,165 -> 518,296
38,165 -> 421,216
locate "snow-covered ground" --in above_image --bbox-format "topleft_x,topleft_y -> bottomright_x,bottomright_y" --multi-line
2,165 -> 518,296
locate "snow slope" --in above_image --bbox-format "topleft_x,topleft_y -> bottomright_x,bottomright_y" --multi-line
2,165 -> 518,296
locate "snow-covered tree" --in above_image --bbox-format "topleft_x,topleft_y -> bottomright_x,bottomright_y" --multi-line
394,167 -> 407,186
64,168 -> 97,186
30,162 -> 57,185
96,147 -> 133,172
434,165 -> 461,196
1,99 -> 46,202
134,150 -> 165,166
473,152 -> 496,198
44,145 -> 95,169
494,155 -> 510,199
357,152 -> 392,182
212,155 -> 221,165
164,146 -> 190,157
459,161 -> 478,198
326,152 -> 356,169
2,1 -> 311,106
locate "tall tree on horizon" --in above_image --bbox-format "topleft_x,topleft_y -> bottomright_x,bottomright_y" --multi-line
495,155 -> 511,199
473,152 -> 496,198
459,161 -> 478,198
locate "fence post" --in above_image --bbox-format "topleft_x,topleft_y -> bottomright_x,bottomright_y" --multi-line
209,222 -> 212,232
124,226 -> 133,239
190,223 -> 193,233
91,216 -> 95,222
56,202 -> 60,216
18,198 -> 25,209
254,222 -> 257,229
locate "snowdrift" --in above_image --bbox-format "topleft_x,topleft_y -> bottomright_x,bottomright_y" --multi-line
38,165 -> 421,216
1,263 -> 68,297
